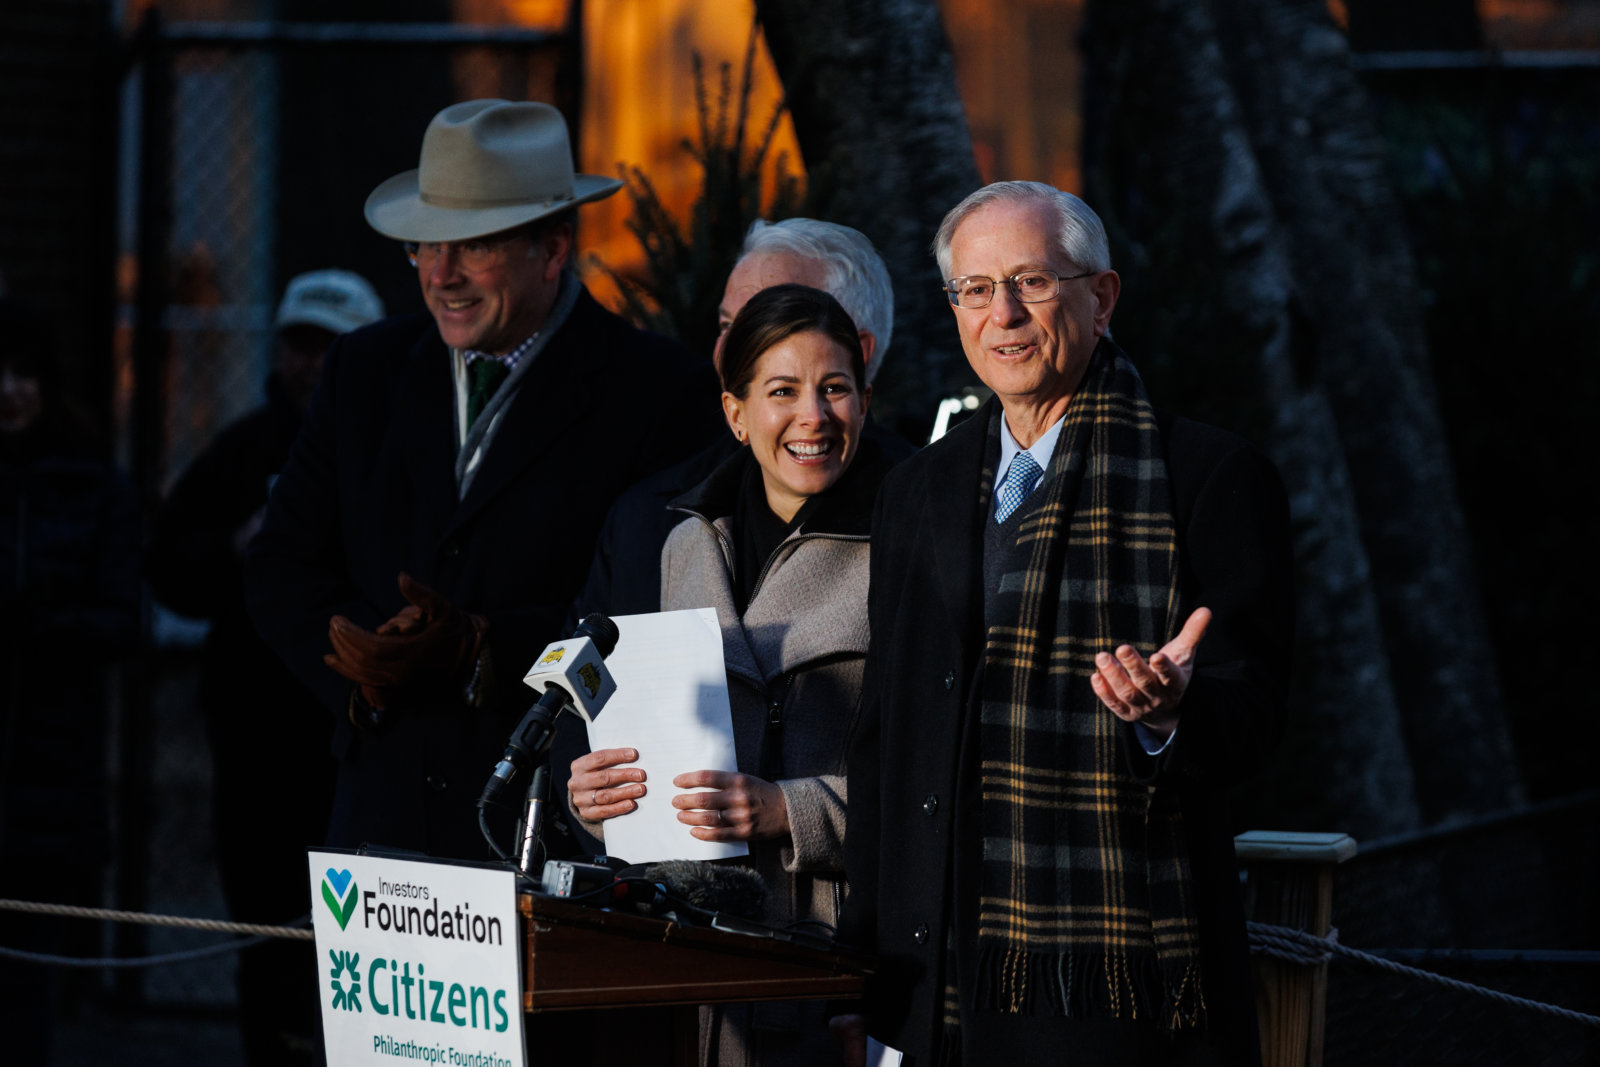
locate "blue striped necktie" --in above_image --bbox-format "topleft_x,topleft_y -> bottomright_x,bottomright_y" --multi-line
994,450 -> 1043,523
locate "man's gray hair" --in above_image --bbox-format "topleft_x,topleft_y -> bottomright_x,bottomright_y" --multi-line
740,218 -> 894,381
933,181 -> 1111,281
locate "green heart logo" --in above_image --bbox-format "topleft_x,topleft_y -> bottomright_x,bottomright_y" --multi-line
321,871 -> 359,931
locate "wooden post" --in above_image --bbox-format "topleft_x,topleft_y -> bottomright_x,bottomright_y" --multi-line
1236,830 -> 1358,1067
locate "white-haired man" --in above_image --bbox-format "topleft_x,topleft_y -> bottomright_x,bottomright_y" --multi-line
245,101 -> 721,861
717,217 -> 894,372
839,182 -> 1294,1065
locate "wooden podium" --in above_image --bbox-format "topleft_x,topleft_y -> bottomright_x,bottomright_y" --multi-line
519,893 -> 871,1064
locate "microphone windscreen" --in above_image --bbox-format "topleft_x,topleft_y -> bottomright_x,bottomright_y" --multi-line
576,613 -> 621,658
623,860 -> 768,921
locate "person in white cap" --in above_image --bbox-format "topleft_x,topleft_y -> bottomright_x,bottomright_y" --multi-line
271,268 -> 386,411
146,267 -> 383,1066
243,100 -> 721,862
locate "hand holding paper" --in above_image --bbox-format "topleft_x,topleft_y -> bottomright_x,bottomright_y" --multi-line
583,608 -> 746,863
568,746 -> 647,821
671,769 -> 790,842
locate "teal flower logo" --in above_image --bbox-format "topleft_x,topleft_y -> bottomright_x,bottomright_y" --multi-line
329,949 -> 362,1011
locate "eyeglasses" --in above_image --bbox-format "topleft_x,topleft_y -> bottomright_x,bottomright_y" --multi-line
943,268 -> 1096,309
403,233 -> 525,273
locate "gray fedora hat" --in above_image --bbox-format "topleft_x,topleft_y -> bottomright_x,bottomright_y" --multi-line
364,99 -> 622,243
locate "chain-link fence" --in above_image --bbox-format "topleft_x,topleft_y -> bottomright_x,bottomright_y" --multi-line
157,45 -> 278,490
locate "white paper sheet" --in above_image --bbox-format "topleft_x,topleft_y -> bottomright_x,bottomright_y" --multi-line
584,607 -> 747,863
866,1037 -> 905,1066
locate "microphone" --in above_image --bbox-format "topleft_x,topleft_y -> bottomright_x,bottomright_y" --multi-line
618,861 -> 768,921
539,859 -> 817,940
540,858 -> 767,923
478,614 -> 620,809
521,613 -> 621,723
540,858 -> 621,900
540,857 -> 771,921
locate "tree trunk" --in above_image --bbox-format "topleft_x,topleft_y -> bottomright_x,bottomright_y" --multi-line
753,0 -> 982,438
1209,0 -> 1522,823
1084,0 -> 1523,831
1082,0 -> 1420,839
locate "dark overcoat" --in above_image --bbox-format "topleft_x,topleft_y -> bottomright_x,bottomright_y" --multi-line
245,288 -> 721,859
841,398 -> 1294,1064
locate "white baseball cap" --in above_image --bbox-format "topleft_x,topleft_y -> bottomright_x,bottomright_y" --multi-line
275,269 -> 385,336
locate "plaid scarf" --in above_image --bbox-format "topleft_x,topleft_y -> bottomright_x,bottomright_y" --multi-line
952,340 -> 1206,1036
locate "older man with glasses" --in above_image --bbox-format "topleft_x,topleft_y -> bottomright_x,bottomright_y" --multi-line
837,181 -> 1295,1066
245,100 -> 720,863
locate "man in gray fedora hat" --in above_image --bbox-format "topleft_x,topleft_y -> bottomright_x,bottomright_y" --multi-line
245,100 -> 721,861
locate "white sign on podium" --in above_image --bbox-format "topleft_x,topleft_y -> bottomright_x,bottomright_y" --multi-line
308,850 -> 526,1067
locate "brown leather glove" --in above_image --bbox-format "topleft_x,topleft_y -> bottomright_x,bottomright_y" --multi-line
324,573 -> 488,712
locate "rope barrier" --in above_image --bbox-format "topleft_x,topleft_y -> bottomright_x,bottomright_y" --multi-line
0,935 -> 283,969
0,897 -> 312,969
0,894 -> 1593,1030
1247,922 -> 1600,1030
0,898 -> 314,940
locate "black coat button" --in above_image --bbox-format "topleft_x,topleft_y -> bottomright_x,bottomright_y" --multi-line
944,670 -> 955,691
426,775 -> 448,792
443,541 -> 461,558
923,794 -> 938,816
913,923 -> 929,945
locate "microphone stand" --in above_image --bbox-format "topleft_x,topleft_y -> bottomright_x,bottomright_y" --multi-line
476,691 -> 565,862
517,763 -> 549,876
477,613 -> 620,864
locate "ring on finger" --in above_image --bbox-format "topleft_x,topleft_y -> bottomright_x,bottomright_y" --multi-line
591,790 -> 599,808
716,809 -> 725,826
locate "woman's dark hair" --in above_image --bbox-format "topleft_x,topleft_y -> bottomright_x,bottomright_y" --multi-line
719,284 -> 865,399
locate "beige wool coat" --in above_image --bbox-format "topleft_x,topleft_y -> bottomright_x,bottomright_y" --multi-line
659,506 -> 867,931
664,446 -> 891,1067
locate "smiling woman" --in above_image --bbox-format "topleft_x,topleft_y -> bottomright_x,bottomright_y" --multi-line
565,286 -> 902,1065
717,286 -> 870,521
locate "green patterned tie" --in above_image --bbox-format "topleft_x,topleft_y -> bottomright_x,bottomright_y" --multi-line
466,358 -> 510,428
